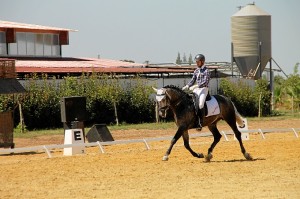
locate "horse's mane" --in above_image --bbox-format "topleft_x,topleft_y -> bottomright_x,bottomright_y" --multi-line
163,85 -> 193,102
163,85 -> 185,94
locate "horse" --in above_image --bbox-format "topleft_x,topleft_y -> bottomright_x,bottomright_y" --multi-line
153,85 -> 253,162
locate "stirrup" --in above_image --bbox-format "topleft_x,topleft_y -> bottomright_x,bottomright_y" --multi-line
196,117 -> 203,131
196,122 -> 202,131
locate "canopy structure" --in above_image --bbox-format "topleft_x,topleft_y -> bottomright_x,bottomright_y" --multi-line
0,58 -> 26,94
0,79 -> 26,94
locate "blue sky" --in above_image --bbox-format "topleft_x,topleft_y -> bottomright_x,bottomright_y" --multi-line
1,0 -> 299,75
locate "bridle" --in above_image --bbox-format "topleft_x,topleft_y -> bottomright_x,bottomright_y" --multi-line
156,93 -> 169,112
156,90 -> 183,112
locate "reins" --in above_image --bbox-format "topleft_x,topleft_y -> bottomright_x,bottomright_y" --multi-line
165,90 -> 184,108
156,86 -> 189,111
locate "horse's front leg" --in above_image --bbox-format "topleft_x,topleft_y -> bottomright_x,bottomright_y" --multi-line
162,126 -> 185,161
182,130 -> 204,158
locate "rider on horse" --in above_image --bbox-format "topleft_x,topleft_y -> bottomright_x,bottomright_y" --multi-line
182,54 -> 211,130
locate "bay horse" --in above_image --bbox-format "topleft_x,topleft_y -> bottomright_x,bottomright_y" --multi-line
153,85 -> 253,162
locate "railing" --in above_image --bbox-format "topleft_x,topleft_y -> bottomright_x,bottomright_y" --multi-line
0,128 -> 299,158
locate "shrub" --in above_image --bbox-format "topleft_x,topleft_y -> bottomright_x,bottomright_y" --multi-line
17,73 -> 156,129
219,78 -> 271,117
22,74 -> 61,129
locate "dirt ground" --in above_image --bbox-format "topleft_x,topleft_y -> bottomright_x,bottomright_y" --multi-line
1,118 -> 300,198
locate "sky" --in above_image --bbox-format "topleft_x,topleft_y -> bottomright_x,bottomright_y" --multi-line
0,0 -> 299,75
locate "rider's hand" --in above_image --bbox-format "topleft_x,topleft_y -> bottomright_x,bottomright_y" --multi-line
182,85 -> 189,90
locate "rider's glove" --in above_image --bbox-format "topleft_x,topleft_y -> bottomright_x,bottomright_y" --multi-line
182,85 -> 189,90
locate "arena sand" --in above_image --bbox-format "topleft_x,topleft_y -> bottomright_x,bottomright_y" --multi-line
0,119 -> 300,198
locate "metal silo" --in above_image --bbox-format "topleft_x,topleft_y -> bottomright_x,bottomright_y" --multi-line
231,3 -> 271,79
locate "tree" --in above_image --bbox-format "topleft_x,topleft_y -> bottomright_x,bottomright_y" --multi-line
188,54 -> 193,65
283,63 -> 300,112
176,52 -> 182,65
182,53 -> 187,63
273,63 -> 300,113
273,75 -> 285,107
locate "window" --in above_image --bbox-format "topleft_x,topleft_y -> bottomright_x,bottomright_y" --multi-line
35,34 -> 44,56
26,33 -> 35,55
17,33 -> 26,55
7,32 -> 61,57
44,34 -> 52,56
52,34 -> 60,56
0,32 -> 6,55
8,42 -> 17,55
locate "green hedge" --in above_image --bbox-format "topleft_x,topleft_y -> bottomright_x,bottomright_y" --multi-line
219,78 -> 271,117
0,73 -> 156,129
0,75 -> 273,129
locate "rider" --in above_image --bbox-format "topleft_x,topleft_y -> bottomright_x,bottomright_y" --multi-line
182,54 -> 210,130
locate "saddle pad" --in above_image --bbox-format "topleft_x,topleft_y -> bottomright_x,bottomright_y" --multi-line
205,96 -> 220,117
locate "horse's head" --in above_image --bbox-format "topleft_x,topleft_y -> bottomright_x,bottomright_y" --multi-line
153,87 -> 170,118
153,86 -> 184,118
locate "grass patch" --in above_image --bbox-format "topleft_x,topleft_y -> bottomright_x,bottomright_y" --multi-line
108,122 -> 176,131
12,116 -> 300,139
13,122 -> 177,138
13,128 -> 64,138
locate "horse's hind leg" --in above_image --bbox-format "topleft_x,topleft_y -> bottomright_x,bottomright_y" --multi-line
205,124 -> 222,162
182,131 -> 204,158
230,124 -> 253,160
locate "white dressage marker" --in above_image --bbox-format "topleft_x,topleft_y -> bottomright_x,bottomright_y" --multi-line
235,118 -> 249,140
63,129 -> 85,156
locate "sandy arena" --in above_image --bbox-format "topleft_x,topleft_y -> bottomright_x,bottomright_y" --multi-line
0,118 -> 300,198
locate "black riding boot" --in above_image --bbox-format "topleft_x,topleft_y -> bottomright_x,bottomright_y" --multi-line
197,108 -> 204,131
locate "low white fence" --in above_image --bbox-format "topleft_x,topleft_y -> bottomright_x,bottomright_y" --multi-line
0,128 -> 299,158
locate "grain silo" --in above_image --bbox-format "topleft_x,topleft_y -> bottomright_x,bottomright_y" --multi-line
231,3 -> 271,79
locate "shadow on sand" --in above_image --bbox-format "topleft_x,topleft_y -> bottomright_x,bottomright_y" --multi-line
203,157 -> 266,163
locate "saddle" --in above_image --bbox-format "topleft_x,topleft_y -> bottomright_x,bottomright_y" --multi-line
190,92 -> 211,116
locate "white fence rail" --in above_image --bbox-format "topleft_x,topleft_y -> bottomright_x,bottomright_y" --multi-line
0,128 -> 299,158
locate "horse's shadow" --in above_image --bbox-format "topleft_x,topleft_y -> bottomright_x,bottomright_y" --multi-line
203,157 -> 266,163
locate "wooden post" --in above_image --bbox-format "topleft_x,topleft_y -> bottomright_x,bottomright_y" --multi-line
292,96 -> 294,116
18,101 -> 25,133
258,92 -> 262,118
113,101 -> 119,126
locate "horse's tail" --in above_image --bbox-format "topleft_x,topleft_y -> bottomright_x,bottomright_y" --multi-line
232,102 -> 245,128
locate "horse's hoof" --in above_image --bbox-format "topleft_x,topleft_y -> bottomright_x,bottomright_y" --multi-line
162,156 -> 169,161
244,152 -> 253,161
239,124 -> 245,128
239,124 -> 246,129
205,154 -> 213,162
239,120 -> 246,128
197,153 -> 204,158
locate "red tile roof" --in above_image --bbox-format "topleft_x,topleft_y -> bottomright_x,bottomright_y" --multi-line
12,57 -> 193,74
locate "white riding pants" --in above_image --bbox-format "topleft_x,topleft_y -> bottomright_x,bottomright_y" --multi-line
192,87 -> 208,109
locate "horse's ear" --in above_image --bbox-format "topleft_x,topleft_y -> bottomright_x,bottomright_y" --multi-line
152,87 -> 158,93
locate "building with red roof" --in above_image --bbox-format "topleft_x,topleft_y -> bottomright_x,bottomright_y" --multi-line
0,20 -> 204,78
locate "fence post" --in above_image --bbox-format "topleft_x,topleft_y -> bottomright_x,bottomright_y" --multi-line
291,128 -> 299,138
96,141 -> 105,153
143,139 -> 150,150
221,131 -> 229,141
43,145 -> 52,158
258,129 -> 265,139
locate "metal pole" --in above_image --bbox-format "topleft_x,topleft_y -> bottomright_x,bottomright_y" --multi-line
269,59 -> 274,111
259,41 -> 262,78
231,42 -> 234,77
271,58 -> 288,78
